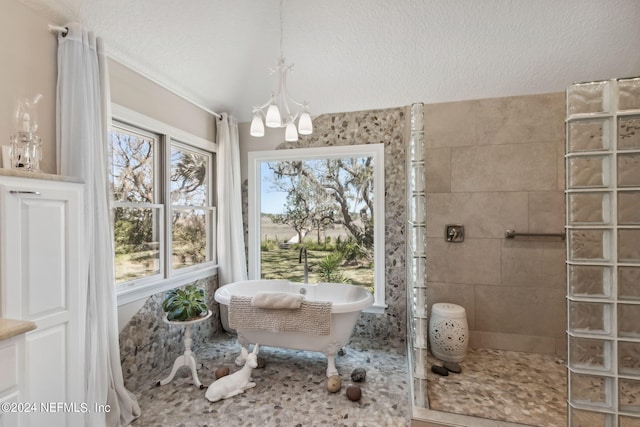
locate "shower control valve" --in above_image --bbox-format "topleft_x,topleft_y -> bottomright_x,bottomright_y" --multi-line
445,224 -> 464,243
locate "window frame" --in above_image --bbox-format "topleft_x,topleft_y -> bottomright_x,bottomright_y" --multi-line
110,121 -> 164,286
111,104 -> 217,306
168,140 -> 216,273
247,144 -> 386,313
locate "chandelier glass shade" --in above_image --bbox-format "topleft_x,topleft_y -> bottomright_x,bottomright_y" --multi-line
250,56 -> 313,141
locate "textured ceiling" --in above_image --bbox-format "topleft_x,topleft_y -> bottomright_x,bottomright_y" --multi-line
21,0 -> 640,122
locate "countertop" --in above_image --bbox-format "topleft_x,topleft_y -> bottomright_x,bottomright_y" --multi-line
0,168 -> 83,183
0,318 -> 37,341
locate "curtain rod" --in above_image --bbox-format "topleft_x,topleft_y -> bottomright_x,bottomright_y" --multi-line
46,23 -> 222,120
47,24 -> 68,36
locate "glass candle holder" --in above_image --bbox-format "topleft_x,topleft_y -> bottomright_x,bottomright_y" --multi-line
10,132 -> 41,172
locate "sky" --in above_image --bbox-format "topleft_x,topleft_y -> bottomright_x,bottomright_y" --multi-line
260,162 -> 288,214
261,189 -> 288,214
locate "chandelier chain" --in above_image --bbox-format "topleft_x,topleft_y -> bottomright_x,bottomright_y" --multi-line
279,0 -> 284,57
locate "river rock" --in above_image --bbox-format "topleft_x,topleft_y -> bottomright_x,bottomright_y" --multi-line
346,385 -> 361,401
350,368 -> 366,382
215,366 -> 229,379
326,375 -> 341,393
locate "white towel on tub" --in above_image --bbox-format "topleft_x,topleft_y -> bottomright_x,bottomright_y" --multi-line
251,291 -> 304,309
229,295 -> 332,336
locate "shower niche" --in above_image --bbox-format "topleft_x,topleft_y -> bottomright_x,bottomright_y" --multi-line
566,77 -> 640,426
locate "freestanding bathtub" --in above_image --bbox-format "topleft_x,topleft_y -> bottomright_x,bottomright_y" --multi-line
215,279 -> 374,377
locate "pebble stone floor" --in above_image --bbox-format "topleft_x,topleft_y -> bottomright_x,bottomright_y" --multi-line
130,334 -> 410,426
427,348 -> 567,426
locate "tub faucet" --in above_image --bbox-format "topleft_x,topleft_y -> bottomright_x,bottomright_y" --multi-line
298,247 -> 309,284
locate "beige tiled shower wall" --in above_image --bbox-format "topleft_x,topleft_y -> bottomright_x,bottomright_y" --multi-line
424,93 -> 567,357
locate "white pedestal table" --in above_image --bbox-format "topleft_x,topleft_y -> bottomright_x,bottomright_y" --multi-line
157,310 -> 212,389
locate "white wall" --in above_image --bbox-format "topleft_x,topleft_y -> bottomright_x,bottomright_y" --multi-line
110,59 -> 215,142
1,0 -> 58,173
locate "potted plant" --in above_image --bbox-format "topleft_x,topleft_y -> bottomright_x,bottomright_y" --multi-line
162,285 -> 208,321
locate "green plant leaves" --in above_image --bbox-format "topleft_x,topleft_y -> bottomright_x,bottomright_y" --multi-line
162,285 -> 207,321
317,253 -> 350,283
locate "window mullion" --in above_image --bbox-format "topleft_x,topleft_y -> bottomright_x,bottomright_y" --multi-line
162,133 -> 172,280
113,201 -> 163,210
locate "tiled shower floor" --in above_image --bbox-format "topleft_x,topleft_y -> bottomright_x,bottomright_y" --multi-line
130,334 -> 409,426
427,348 -> 567,426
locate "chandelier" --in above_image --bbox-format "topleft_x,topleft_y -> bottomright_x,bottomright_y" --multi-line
249,0 -> 312,141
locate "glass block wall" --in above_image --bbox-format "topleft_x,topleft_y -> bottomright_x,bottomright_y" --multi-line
566,77 -> 640,426
407,102 -> 428,408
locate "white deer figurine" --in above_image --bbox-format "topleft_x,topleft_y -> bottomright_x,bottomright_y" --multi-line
205,344 -> 259,402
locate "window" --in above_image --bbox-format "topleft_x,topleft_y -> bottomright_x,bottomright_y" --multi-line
109,105 -> 217,304
170,143 -> 213,270
248,144 -> 385,313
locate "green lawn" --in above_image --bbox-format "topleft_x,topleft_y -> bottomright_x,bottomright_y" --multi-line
260,244 -> 374,291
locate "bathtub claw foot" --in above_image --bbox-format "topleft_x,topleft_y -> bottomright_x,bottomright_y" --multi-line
326,354 -> 339,378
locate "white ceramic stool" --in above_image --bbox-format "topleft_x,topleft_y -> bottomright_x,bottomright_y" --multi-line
429,303 -> 468,363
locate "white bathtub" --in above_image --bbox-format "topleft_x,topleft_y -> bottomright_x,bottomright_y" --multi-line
215,279 -> 373,377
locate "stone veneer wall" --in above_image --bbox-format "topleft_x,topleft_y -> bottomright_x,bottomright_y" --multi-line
424,92 -> 567,357
119,275 -> 221,390
242,107 -> 408,350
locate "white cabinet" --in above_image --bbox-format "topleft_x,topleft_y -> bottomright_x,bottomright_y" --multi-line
0,174 -> 85,427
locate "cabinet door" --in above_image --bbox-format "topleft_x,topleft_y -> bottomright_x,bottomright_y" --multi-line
0,179 -> 85,427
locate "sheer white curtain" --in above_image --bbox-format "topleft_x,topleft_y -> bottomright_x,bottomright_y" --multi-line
56,23 -> 140,427
216,114 -> 248,285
